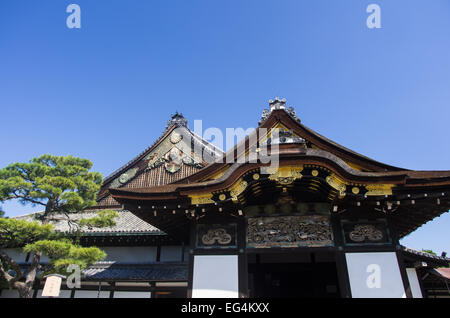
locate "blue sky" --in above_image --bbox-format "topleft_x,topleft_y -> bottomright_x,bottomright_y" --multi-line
0,0 -> 449,253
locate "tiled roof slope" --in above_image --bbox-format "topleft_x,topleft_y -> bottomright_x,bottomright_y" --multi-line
97,113 -> 223,207
13,210 -> 162,234
83,262 -> 188,281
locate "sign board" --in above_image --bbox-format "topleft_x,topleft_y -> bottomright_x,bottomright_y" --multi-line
41,275 -> 63,297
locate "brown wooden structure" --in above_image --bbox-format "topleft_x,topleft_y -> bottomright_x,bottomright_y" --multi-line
101,98 -> 450,298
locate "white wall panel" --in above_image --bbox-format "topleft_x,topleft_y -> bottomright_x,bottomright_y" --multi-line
0,289 -> 19,298
192,255 -> 239,298
102,246 -> 157,263
113,291 -> 151,298
1,248 -> 26,263
345,252 -> 406,298
74,290 -> 110,298
406,268 -> 423,298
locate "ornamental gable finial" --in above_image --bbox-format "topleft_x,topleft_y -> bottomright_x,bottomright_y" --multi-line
259,97 -> 301,125
165,111 -> 188,131
269,97 -> 286,111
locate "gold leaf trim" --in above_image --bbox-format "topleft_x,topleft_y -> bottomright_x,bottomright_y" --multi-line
365,184 -> 393,196
229,178 -> 248,202
190,193 -> 214,205
326,174 -> 347,197
267,165 -> 303,185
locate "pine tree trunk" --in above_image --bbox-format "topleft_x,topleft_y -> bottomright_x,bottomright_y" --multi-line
14,282 -> 33,298
18,286 -> 32,298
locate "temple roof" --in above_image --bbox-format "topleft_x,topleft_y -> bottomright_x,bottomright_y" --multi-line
13,210 -> 162,235
109,98 -> 450,239
97,112 -> 223,207
83,262 -> 188,281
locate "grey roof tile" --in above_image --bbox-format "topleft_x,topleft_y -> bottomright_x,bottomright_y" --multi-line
13,210 -> 162,234
82,262 -> 188,281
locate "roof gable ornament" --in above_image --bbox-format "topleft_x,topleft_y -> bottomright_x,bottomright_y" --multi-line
259,97 -> 301,125
165,111 -> 188,131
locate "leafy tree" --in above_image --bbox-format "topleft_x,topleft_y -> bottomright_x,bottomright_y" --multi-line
0,155 -> 117,298
0,154 -> 102,215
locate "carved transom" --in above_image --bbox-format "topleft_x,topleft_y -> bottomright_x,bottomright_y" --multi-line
201,228 -> 232,245
348,224 -> 384,242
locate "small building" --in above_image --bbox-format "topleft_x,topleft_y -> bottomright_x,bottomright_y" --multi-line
1,98 -> 449,298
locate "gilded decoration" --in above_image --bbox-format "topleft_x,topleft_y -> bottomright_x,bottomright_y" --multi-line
190,193 -> 215,205
365,184 -> 393,196
352,187 -> 360,194
247,215 -> 333,248
229,178 -> 248,202
110,167 -> 139,188
267,166 -> 303,185
259,123 -> 305,146
145,131 -> 203,174
188,178 -> 249,205
325,174 -> 347,197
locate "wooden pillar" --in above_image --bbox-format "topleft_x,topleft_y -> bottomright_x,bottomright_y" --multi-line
188,216 -> 242,298
330,215 -> 352,298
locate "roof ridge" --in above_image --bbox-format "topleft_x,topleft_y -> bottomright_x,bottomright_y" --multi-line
102,125 -> 177,184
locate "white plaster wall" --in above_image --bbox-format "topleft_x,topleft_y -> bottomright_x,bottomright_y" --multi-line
0,248 -> 50,263
406,268 -> 423,298
1,248 -> 27,263
0,289 -> 19,298
101,246 -> 157,263
113,291 -> 151,298
74,290 -> 110,298
192,255 -> 239,298
160,246 -> 182,262
345,252 -> 406,298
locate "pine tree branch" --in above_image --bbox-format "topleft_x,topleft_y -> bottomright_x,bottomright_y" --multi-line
8,192 -> 46,207
23,252 -> 40,286
0,257 -> 14,283
0,252 -> 23,283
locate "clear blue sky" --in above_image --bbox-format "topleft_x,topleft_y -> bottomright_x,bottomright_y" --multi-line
0,0 -> 449,254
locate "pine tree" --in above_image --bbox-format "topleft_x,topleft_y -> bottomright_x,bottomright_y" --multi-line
0,154 -> 117,298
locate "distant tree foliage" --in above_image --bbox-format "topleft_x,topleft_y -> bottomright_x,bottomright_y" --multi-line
422,249 -> 437,255
0,155 -> 117,298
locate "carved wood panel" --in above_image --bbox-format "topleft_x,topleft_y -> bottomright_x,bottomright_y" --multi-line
246,215 -> 333,248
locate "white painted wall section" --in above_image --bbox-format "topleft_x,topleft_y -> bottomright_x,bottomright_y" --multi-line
406,268 -> 423,298
192,255 -> 239,298
345,252 -> 406,298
